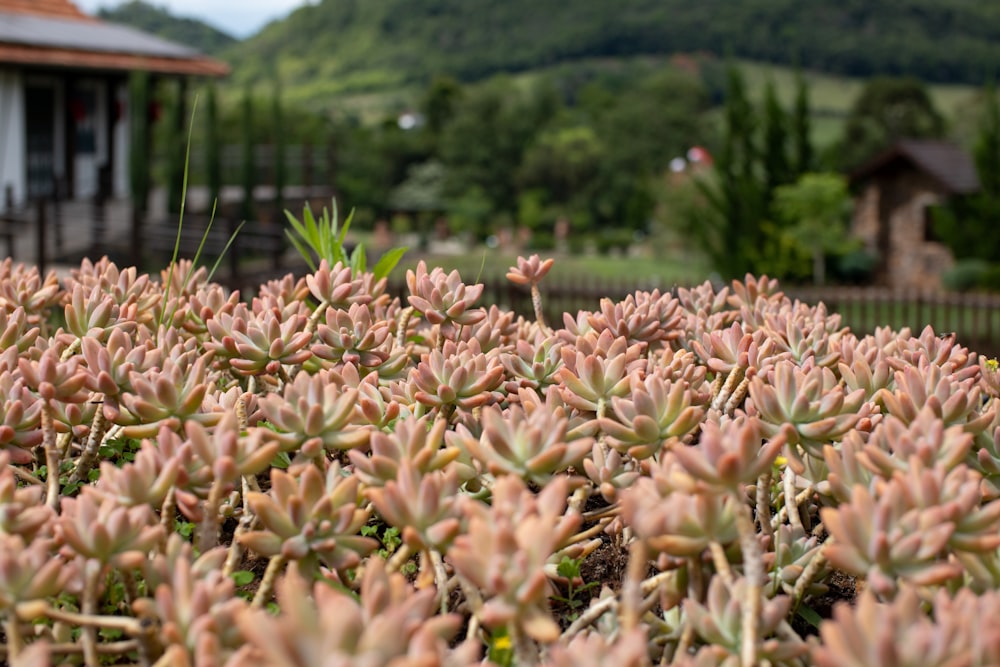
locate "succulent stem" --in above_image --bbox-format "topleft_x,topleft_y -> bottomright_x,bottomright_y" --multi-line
756,470 -> 774,539
508,623 -> 538,667
223,475 -> 259,577
395,306 -> 415,348
792,539 -> 831,610
159,487 -> 176,548
17,601 -> 142,634
735,500 -> 763,667
530,284 -> 547,331
82,560 -> 102,667
67,402 -> 108,487
709,541 -> 735,586
41,404 -> 60,511
198,475 -> 227,554
60,337 -> 82,361
3,616 -> 23,658
251,554 -> 286,608
386,543 -> 413,573
430,548 -> 450,614
782,466 -> 804,533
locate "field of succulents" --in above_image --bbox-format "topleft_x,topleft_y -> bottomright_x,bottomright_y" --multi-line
2,251 -> 1000,666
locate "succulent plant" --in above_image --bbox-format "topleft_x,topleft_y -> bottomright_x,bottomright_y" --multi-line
581,441 -> 641,504
0,307 -> 39,354
366,461 -> 462,553
557,335 -> 637,416
140,536 -> 246,665
0,454 -> 53,542
820,469 -> 966,597
228,559 -> 477,667
749,360 -> 866,464
684,577 -> 806,664
0,534 -> 78,612
598,371 -> 705,460
0,259 -> 61,325
411,339 -> 504,413
258,368 -> 368,457
239,462 -> 377,578
349,415 -> 457,487
305,259 -> 376,309
669,416 -> 788,492
811,586 -> 996,667
459,403 -> 592,485
622,466 -> 740,558
587,289 -> 683,349
407,260 -> 485,328
502,335 -> 565,393
447,476 -> 580,644
117,349 -> 219,438
57,487 -> 164,568
0,372 -> 43,463
311,301 -> 397,372
876,359 -> 993,433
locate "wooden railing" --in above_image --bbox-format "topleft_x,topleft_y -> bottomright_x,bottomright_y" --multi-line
382,276 -> 1000,357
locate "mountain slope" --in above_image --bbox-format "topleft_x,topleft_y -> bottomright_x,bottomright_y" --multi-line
97,0 -> 237,55
224,0 -> 1000,102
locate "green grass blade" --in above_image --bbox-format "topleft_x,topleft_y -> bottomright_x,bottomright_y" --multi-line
350,242 -> 366,275
207,203 -> 244,283
372,247 -> 408,280
158,94 -> 199,333
284,228 -> 317,272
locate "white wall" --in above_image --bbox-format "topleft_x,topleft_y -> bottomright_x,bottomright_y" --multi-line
0,68 -> 26,213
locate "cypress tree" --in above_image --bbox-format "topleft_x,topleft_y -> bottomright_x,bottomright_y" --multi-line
240,85 -> 255,224
792,72 -> 814,175
205,82 -> 221,214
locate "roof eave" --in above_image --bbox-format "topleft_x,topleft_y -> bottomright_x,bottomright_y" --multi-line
0,43 -> 229,77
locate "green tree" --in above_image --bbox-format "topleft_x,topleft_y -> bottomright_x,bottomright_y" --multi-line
272,80 -> 286,215
762,80 -> 792,196
240,85 -> 255,223
839,76 -> 946,170
791,72 -> 813,175
438,77 -> 558,236
204,83 -> 221,213
689,66 -> 767,278
773,173 -> 852,285
933,82 -> 1000,263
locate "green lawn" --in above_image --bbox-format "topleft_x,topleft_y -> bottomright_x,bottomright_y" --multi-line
393,246 -> 711,288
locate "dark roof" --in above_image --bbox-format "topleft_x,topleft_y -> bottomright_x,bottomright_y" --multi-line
0,11 -> 197,58
0,1 -> 229,77
850,139 -> 980,195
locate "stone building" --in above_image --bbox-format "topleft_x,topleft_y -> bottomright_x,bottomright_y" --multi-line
850,139 -> 979,290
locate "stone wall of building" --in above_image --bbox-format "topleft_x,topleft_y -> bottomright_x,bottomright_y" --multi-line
850,170 -> 955,291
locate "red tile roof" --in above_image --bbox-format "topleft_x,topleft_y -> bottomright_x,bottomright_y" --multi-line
0,0 -> 229,77
0,0 -> 93,21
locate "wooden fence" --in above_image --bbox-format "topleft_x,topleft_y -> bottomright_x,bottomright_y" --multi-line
383,275 -> 1000,357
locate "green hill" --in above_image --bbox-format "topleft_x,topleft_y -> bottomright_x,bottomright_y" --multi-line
224,0 -> 1000,105
97,1 -> 237,55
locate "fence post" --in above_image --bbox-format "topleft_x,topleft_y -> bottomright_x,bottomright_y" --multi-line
35,199 -> 46,274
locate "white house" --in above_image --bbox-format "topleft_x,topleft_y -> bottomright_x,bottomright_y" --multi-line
0,0 -> 228,213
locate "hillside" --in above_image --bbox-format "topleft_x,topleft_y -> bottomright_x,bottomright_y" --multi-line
224,0 -> 1000,102
97,0 -> 237,55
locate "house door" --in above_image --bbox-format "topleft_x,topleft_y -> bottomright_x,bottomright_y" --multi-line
24,84 -> 56,199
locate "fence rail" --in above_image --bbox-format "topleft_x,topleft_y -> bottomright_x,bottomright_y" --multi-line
383,276 -> 1000,357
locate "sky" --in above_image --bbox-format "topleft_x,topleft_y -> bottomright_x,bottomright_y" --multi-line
75,0 -> 313,38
